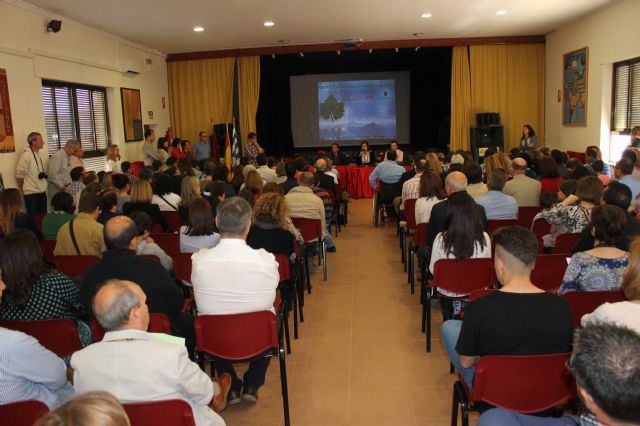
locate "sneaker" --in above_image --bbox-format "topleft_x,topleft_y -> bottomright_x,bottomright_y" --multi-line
213,373 -> 232,412
227,389 -> 242,406
242,387 -> 259,403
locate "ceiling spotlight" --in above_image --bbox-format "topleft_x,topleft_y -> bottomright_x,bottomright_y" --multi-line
496,10 -> 507,15
264,21 -> 275,27
193,26 -> 204,32
395,48 -> 399,53
415,47 -> 420,51
368,49 -> 373,54
278,39 -> 290,44
421,13 -> 432,18
272,54 -> 275,59
413,33 -> 424,37
299,52 -> 304,57
337,50 -> 341,55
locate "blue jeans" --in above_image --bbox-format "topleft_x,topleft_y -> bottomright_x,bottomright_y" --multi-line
324,233 -> 335,249
440,320 -> 476,391
478,409 -> 580,426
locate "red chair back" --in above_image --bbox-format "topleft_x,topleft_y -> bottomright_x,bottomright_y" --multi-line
566,151 -> 586,164
532,218 -> 551,237
404,198 -> 418,231
173,252 -> 193,284
487,220 -> 520,236
54,255 -> 100,277
334,182 -> 343,202
531,254 -> 569,292
90,313 -> 172,343
123,399 -> 196,426
291,218 -> 322,243
0,319 -> 82,358
275,254 -> 291,282
471,353 -> 573,413
563,290 -> 627,328
518,207 -> 542,229
414,223 -> 428,247
130,161 -> 145,177
90,320 -> 105,342
161,211 -> 183,232
554,233 -> 580,254
40,240 -> 56,264
0,400 -> 49,426
150,233 -> 180,255
431,258 -> 494,296
195,311 -> 278,360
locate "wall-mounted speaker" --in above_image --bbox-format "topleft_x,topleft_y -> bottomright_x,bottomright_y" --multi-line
46,20 -> 62,33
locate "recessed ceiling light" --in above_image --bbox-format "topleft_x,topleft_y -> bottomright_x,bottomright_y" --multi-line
193,26 -> 204,32
264,21 -> 275,27
421,13 -> 432,18
496,10 -> 507,15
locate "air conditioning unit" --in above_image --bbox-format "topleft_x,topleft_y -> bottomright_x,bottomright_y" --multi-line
120,59 -> 143,75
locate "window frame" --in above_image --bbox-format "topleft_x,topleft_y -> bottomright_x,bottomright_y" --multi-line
611,55 -> 640,134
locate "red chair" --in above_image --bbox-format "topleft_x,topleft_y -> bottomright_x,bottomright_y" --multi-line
0,400 -> 49,426
139,254 -> 160,262
563,290 -> 627,328
554,233 -> 580,254
518,206 -> 542,229
150,233 -> 180,256
123,399 -> 195,426
275,253 -> 299,345
487,219 -> 519,236
0,319 -> 82,359
530,254 -> 569,292
40,240 -> 56,264
408,222 -> 428,295
401,198 -> 418,272
195,312 -> 290,426
130,161 -> 145,177
161,210 -> 184,233
173,252 -> 193,284
90,313 -> 173,342
291,217 -> 327,281
566,151 -> 586,164
54,255 -> 100,277
452,353 -> 573,426
532,217 -> 551,237
334,181 -> 348,228
424,258 -> 494,352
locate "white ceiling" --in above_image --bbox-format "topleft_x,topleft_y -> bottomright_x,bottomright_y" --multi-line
23,0 -> 615,54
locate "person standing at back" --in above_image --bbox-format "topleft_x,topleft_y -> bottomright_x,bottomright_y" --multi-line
16,132 -> 48,217
246,132 -> 264,167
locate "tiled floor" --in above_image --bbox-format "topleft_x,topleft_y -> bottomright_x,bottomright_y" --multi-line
219,199 -> 477,425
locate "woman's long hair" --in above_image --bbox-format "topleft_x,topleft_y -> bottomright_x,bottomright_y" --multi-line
442,192 -> 487,259
0,229 -> 47,307
419,172 -> 445,199
620,237 -> 640,300
253,192 -> 288,226
0,189 -> 23,236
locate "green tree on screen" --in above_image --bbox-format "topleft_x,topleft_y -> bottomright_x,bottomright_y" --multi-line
319,94 -> 344,121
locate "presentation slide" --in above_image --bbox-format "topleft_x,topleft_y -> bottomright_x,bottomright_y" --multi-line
290,71 -> 410,148
318,79 -> 396,141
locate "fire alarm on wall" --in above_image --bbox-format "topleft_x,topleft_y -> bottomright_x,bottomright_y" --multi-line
162,97 -> 166,108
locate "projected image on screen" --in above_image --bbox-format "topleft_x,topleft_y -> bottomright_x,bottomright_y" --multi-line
318,80 -> 396,141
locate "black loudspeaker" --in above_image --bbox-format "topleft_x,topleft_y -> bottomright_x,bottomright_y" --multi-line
470,126 -> 504,163
46,20 -> 62,33
475,112 -> 500,127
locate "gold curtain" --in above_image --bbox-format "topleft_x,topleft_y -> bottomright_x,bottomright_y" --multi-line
237,56 -> 261,154
168,57 -> 235,141
450,46 -> 473,151
469,44 -> 545,151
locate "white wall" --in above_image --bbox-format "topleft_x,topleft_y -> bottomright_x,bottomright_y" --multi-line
545,0 -> 640,161
0,1 -> 170,189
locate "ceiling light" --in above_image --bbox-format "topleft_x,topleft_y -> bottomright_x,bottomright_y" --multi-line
415,47 -> 420,51
395,48 -> 399,53
272,54 -> 275,59
369,49 -> 373,54
496,10 -> 507,15
264,21 -> 275,27
193,26 -> 204,32
337,50 -> 341,55
413,33 -> 423,37
421,13 -> 432,18
299,52 -> 304,57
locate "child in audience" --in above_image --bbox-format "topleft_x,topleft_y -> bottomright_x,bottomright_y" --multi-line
42,192 -> 75,240
592,160 -> 610,186
129,211 -> 173,272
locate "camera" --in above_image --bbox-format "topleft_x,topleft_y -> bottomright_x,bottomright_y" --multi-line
38,172 -> 48,180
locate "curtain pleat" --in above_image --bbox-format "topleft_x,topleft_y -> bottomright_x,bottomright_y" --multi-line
450,46 -> 473,151
168,57 -> 235,141
237,56 -> 261,154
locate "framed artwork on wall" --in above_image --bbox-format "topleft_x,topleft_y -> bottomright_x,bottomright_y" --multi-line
120,87 -> 143,141
562,47 -> 588,126
0,68 -> 16,153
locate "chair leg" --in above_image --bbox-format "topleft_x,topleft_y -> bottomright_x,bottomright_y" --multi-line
322,240 -> 327,281
426,290 -> 432,352
451,382 -> 460,426
421,281 -> 426,333
292,279 -> 299,339
401,230 -> 407,271
296,261 -> 305,322
278,336 -> 290,426
317,241 -> 322,267
304,254 -> 311,294
283,308 -> 291,354
449,362 -> 455,374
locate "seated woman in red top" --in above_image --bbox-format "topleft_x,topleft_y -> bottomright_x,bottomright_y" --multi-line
538,156 -> 563,194
170,138 -> 186,160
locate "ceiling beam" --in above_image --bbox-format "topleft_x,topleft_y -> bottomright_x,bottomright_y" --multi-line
166,35 -> 545,62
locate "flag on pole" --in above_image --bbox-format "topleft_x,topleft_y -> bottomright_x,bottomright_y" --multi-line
224,123 -> 232,170
232,121 -> 240,166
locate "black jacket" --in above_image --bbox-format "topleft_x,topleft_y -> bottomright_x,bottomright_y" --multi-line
246,223 -> 295,257
122,202 -> 169,232
572,212 -> 640,253
316,171 -> 337,194
426,192 -> 488,248
280,178 -> 299,195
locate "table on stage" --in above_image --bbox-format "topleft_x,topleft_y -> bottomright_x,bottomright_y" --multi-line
334,165 -> 376,199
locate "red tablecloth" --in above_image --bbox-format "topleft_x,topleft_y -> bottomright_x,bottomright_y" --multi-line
334,165 -> 378,199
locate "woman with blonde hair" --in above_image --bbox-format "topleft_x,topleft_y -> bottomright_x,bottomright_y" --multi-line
122,180 -> 168,232
35,391 -> 130,426
105,145 -> 122,173
0,188 -> 41,240
101,172 -> 115,192
325,157 -> 339,184
425,152 -> 442,176
247,193 -> 295,257
178,175 -> 202,221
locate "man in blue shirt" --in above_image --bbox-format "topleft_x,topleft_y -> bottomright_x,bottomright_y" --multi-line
193,131 -> 211,161
368,150 -> 405,189
475,169 -> 518,220
617,158 -> 640,201
584,146 -> 610,177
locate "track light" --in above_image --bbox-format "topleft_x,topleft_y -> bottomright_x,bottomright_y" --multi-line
271,54 -> 275,59
299,52 -> 304,57
369,49 -> 373,54
415,47 -> 420,51
395,48 -> 399,53
337,50 -> 341,55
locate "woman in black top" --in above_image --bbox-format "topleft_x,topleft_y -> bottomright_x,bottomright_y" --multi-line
247,192 -> 295,256
0,188 -> 42,240
122,180 -> 169,232
97,191 -> 119,225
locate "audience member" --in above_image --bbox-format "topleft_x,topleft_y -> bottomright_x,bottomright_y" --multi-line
439,227 -> 572,390
401,160 -> 428,210
35,391 -> 130,426
54,192 -> 106,256
179,198 -> 220,253
475,169 -> 518,220
369,150 -> 405,189
592,160 -> 610,186
192,197 -> 278,404
314,158 -> 337,192
616,157 -> 640,200
112,174 -> 130,214
97,191 -> 118,225
211,165 -> 236,198
280,163 -> 298,194
503,157 -> 541,206
551,149 -> 569,178
122,180 -> 169,232
538,156 -> 563,194
585,146 -> 611,177
152,173 -> 181,211
415,171 -> 445,225
170,138 -> 186,159
71,279 -> 228,424
47,140 -> 80,209
202,180 -> 226,221
179,175 -> 202,221
129,211 -> 173,271
399,151 -> 425,185
246,193 -> 296,257
142,129 -> 164,166
462,163 -> 487,199
425,152 -> 442,176
106,145 -> 122,174
194,131 -> 211,161
67,166 -> 86,203
246,132 -> 264,166
571,164 -> 593,180
0,188 -> 42,240
42,191 -> 74,240
101,172 -> 114,193
311,173 -> 337,251
256,153 -> 277,183
558,205 -> 629,295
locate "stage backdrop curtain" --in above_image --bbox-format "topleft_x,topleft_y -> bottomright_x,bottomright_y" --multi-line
450,46 -> 473,151
168,57 -> 235,141
469,44 -> 545,150
237,56 -> 261,154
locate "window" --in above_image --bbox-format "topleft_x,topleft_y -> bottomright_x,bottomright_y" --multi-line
612,57 -> 640,132
41,80 -> 110,172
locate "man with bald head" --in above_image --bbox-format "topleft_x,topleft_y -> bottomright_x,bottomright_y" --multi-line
79,216 -> 194,351
426,171 -> 488,248
314,158 -> 337,193
503,157 -> 541,206
71,279 -> 228,424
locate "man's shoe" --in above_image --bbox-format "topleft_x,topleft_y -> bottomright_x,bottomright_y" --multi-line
212,373 -> 232,413
227,389 -> 242,406
327,246 -> 336,253
242,387 -> 259,403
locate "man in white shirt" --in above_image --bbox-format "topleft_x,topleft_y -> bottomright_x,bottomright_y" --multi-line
192,197 -> 278,405
47,139 -> 80,211
15,132 -> 48,217
401,160 -> 428,210
255,153 -> 277,183
71,279 -> 229,425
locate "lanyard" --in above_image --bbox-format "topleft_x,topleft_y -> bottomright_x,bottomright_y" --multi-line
30,148 -> 44,173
